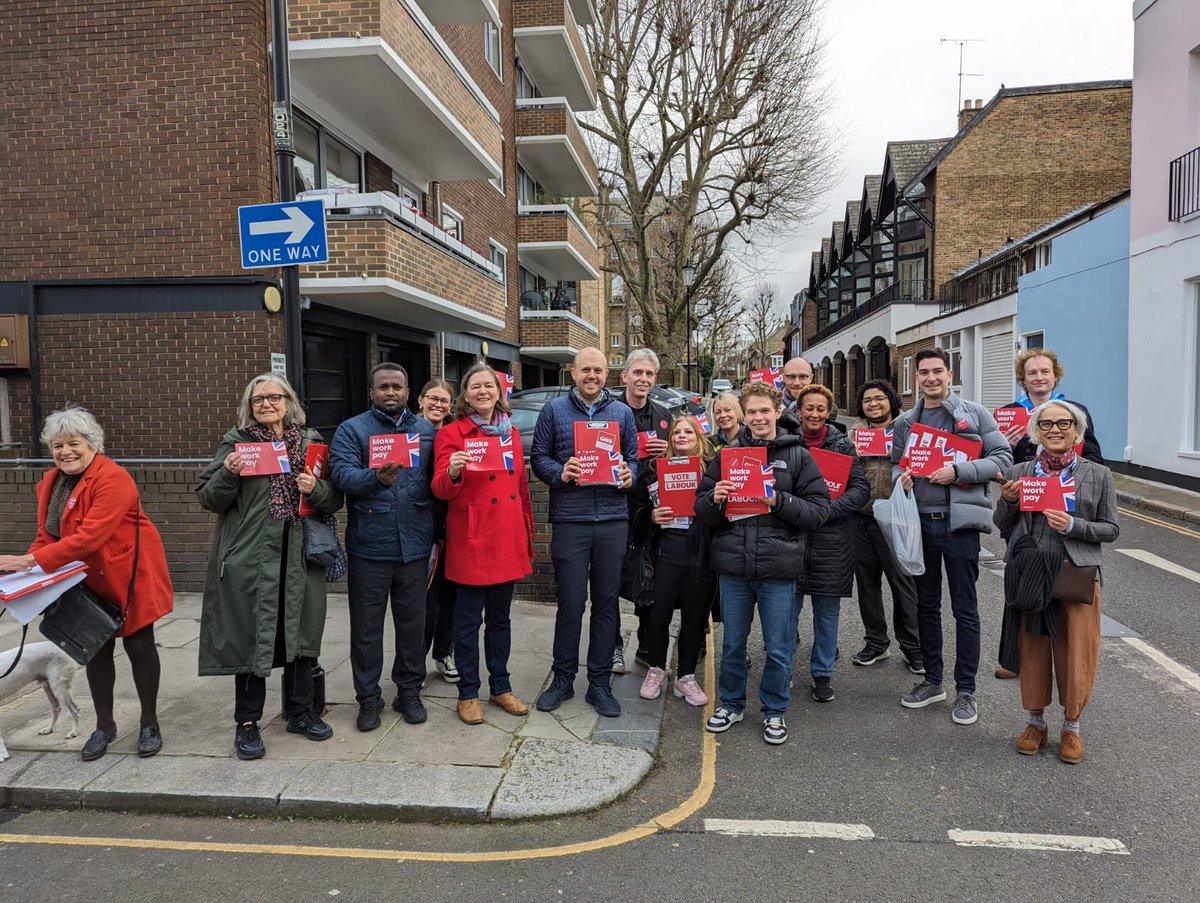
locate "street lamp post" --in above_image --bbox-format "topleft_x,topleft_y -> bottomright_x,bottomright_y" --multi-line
683,261 -> 695,391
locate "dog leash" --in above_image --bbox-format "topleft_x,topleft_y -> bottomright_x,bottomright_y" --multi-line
0,609 -> 28,680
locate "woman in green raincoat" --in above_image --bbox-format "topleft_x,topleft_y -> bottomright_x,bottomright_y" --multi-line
197,373 -> 342,761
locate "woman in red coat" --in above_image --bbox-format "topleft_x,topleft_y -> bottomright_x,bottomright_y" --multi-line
0,407 -> 174,761
433,363 -> 534,725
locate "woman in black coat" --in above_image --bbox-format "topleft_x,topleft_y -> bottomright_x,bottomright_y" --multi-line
793,385 -> 870,703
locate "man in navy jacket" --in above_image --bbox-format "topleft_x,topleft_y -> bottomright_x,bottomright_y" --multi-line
532,347 -> 638,718
330,362 -> 435,732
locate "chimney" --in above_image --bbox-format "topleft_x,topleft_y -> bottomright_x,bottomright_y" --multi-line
957,98 -> 985,131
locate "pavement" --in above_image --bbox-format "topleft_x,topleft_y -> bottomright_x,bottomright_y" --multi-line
0,595 -> 668,822
1111,471 -> 1200,525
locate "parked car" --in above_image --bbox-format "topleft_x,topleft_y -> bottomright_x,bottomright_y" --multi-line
710,378 -> 734,396
653,385 -> 707,418
511,385 -> 571,402
508,399 -> 546,458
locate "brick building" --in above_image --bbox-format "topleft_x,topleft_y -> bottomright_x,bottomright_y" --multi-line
798,80 -> 1131,416
0,0 -> 601,588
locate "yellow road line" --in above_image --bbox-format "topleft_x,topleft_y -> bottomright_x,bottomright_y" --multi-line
0,632 -> 720,863
1118,507 -> 1200,540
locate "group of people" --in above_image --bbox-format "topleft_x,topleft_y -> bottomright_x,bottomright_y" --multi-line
0,341 -> 1116,767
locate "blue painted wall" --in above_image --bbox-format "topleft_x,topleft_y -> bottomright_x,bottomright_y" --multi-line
1017,202 -> 1130,459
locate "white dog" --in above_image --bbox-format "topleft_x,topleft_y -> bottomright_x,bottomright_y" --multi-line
0,640 -> 81,763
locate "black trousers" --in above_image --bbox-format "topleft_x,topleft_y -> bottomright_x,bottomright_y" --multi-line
424,551 -> 457,661
234,659 -> 314,724
852,513 -> 921,658
347,556 -> 427,703
550,520 -> 626,684
645,556 -> 711,677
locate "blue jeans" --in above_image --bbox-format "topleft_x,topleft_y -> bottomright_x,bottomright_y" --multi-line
453,582 -> 514,701
796,593 -> 841,679
717,577 -> 800,717
914,518 -> 981,694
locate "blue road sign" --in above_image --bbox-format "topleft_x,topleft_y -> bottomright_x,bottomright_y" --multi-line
238,199 -> 329,269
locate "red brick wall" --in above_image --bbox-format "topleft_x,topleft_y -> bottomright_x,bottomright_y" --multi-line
0,1 -> 274,281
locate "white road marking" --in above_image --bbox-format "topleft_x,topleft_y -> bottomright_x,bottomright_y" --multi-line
1116,548 -> 1200,586
948,829 -> 1128,855
1122,637 -> 1200,694
704,819 -> 874,841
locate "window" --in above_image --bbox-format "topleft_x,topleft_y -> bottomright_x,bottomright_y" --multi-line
489,242 -> 507,283
293,112 -> 363,192
611,335 -> 622,348
516,62 -> 539,100
939,333 -> 962,390
902,356 -> 912,394
1022,332 -> 1044,351
770,354 -> 784,369
393,175 -> 423,214
1035,241 -> 1053,269
518,167 -> 538,205
490,142 -> 505,195
611,274 -> 624,300
485,22 -> 503,78
442,205 -> 464,242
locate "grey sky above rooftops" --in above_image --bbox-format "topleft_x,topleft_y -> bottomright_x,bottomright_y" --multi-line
764,0 -> 1134,308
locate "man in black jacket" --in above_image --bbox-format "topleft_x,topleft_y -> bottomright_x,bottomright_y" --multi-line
695,382 -> 830,746
613,349 -> 673,673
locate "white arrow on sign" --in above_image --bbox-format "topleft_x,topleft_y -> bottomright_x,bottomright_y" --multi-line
249,205 -> 314,245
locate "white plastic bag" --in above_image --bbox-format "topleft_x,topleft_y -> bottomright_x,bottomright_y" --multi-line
872,478 -> 925,576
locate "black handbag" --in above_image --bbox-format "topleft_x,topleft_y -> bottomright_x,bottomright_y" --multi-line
304,513 -> 346,582
39,512 -> 141,666
620,540 -> 656,610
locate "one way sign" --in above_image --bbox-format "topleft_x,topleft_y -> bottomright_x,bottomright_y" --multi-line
238,199 -> 329,269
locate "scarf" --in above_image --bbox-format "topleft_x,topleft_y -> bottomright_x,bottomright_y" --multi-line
243,422 -> 303,522
1035,447 -> 1076,474
801,425 -> 828,449
469,410 -> 512,438
1016,390 -> 1065,411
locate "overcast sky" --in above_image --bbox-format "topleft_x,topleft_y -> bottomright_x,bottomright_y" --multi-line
756,0 -> 1135,310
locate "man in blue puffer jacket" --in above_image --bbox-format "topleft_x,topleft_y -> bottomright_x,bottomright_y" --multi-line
531,347 -> 638,718
330,362 -> 435,732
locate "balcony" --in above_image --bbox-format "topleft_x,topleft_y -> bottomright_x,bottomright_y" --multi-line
519,308 -> 600,363
517,205 -> 600,282
567,0 -> 597,26
298,191 -> 505,333
513,0 -> 597,112
288,0 -> 502,182
515,98 -> 598,197
411,0 -> 500,26
1168,145 -> 1200,222
808,280 -> 935,346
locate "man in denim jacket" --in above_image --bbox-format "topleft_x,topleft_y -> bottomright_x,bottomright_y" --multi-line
330,362 -> 435,732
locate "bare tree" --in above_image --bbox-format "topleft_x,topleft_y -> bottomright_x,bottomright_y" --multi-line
743,281 -> 785,368
585,0 -> 833,374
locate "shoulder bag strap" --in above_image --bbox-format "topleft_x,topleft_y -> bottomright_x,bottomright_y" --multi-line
121,506 -> 142,621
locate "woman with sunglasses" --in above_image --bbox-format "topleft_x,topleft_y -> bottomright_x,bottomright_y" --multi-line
995,401 -> 1118,764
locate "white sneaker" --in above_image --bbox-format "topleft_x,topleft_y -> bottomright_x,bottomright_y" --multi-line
436,655 -> 459,684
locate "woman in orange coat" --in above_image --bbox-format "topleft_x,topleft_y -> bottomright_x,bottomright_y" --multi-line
433,363 -> 534,725
0,407 -> 174,761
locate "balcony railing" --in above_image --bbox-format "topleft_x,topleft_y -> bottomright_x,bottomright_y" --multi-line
807,280 -> 935,346
1169,145 -> 1200,222
939,271 -> 1019,315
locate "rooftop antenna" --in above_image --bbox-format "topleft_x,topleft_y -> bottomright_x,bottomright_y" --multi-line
940,37 -> 984,113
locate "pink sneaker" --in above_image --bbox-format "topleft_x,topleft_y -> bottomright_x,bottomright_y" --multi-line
673,674 -> 709,707
639,666 -> 668,699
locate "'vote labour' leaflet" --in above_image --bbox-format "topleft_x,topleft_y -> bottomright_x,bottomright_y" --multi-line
574,421 -> 623,486
297,443 -> 329,515
993,406 -> 1031,434
1019,473 -> 1077,513
749,367 -> 783,390
497,372 -> 514,400
236,441 -> 292,477
722,446 -> 774,519
899,423 -> 982,478
853,427 -> 893,457
656,456 -> 702,517
807,447 -> 853,500
637,430 -> 658,459
368,433 -> 422,469
464,434 -> 514,473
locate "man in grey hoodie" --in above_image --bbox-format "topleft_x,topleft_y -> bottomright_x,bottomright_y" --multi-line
891,348 -> 1012,727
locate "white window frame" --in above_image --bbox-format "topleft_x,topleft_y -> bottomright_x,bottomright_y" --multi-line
1035,241 -> 1053,269
442,204 -> 464,242
1021,331 -> 1045,351
611,335 -> 621,348
770,353 -> 784,369
490,141 -> 505,196
902,356 -> 913,395
939,332 -> 963,392
392,173 -> 424,214
485,22 -> 503,79
489,241 -> 508,284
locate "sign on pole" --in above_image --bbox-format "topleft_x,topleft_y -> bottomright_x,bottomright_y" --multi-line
238,199 -> 329,269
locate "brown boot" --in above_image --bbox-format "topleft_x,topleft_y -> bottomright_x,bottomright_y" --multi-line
994,667 -> 1018,680
1059,731 -> 1084,764
489,692 -> 529,716
1016,724 -> 1048,755
457,699 -> 484,725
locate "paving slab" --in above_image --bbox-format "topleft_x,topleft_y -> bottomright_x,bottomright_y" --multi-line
279,761 -> 502,821
0,750 -> 122,808
366,702 -> 513,767
81,754 -> 308,817
490,738 -> 653,819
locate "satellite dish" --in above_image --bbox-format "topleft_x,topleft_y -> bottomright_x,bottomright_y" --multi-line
520,290 -> 544,309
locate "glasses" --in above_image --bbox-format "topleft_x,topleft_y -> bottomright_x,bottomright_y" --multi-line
1036,419 -> 1075,432
422,397 -> 452,407
249,394 -> 285,408
861,395 -> 889,405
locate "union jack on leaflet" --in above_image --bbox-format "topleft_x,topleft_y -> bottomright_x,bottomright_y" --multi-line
1060,471 -> 1076,513
499,433 -> 514,472
608,452 -> 623,485
694,411 -> 712,435
761,464 -> 776,500
404,433 -> 421,468
272,441 -> 292,473
882,428 -> 894,455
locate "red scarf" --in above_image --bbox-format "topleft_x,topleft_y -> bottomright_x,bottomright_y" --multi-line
1035,447 -> 1076,473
